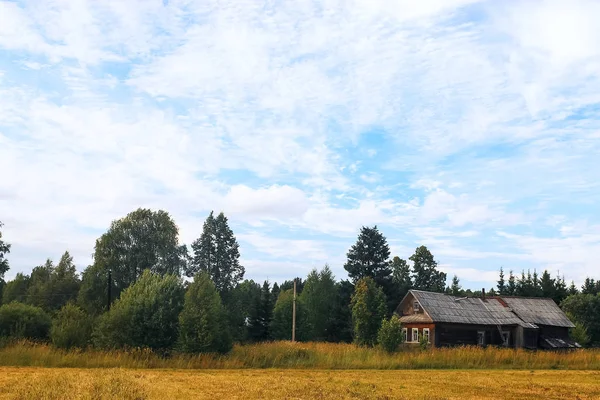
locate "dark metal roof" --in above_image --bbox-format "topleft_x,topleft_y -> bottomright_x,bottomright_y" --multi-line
501,297 -> 575,328
410,290 -> 528,327
540,336 -> 581,349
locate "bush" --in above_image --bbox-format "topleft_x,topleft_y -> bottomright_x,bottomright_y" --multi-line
0,302 -> 51,340
377,315 -> 404,353
50,303 -> 92,349
178,272 -> 232,354
93,270 -> 184,351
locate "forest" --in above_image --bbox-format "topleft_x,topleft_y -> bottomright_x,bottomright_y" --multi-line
0,208 -> 599,354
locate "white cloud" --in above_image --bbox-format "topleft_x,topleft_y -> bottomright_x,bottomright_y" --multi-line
223,185 -> 309,221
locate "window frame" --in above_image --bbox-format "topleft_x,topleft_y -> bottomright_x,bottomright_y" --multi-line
412,328 -> 419,343
413,302 -> 420,312
477,330 -> 485,346
402,328 -> 408,342
501,331 -> 510,347
423,328 -> 430,343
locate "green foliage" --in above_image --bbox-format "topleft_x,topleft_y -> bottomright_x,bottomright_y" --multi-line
344,226 -> 397,313
377,315 -> 403,353
93,270 -> 185,351
507,270 -> 517,296
270,289 -> 308,341
77,263 -> 107,316
25,252 -> 81,312
0,302 -> 51,340
419,334 -> 430,351
351,277 -> 387,347
187,211 -> 244,294
92,208 -> 187,309
327,280 -> 354,343
561,294 -> 600,346
0,221 -> 10,282
568,316 -> 591,347
2,273 -> 30,305
225,279 -> 262,343
248,281 -> 273,342
582,278 -> 600,295
178,272 -> 231,354
391,257 -> 412,301
450,275 -> 462,296
300,265 -> 338,341
50,303 -> 92,349
410,245 -> 446,293
497,267 -> 506,295
280,278 -> 304,294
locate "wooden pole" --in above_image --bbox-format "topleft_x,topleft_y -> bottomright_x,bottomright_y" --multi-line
292,279 -> 296,343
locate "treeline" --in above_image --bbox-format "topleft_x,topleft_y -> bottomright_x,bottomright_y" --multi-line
0,211 -> 599,352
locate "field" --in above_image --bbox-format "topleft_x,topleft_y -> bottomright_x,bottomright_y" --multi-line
1,368 -> 599,399
1,342 -> 599,399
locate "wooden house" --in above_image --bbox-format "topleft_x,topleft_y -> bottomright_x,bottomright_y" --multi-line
395,289 -> 579,349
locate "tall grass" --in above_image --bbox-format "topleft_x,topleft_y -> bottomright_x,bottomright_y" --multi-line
0,340 -> 599,370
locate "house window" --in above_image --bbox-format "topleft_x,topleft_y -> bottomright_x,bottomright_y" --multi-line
412,328 -> 419,343
423,328 -> 430,343
501,331 -> 510,347
477,331 -> 485,346
402,328 -> 408,342
413,302 -> 420,312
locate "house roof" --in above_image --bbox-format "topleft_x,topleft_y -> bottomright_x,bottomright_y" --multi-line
405,290 -> 529,327
398,290 -> 572,329
501,297 -> 575,328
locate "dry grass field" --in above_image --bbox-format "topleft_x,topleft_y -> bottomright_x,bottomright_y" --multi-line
0,368 -> 599,399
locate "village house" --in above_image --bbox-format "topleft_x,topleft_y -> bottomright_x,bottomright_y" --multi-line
395,289 -> 579,349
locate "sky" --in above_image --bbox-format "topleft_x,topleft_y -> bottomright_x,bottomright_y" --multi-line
1,0 -> 600,290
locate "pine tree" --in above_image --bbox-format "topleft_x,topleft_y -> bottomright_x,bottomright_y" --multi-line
248,281 -> 273,341
450,275 -> 462,296
532,270 -> 542,297
300,265 -> 337,341
344,226 -> 395,313
507,270 -> 517,295
567,281 -> 579,296
410,246 -> 446,292
497,267 -> 506,295
188,212 -> 244,294
582,278 -> 599,295
540,270 -> 555,300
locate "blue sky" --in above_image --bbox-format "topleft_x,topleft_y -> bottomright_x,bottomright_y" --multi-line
1,0 -> 600,289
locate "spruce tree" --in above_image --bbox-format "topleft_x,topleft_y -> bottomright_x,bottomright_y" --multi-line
410,246 -> 446,292
540,270 -> 555,300
248,280 -> 273,341
507,270 -> 517,295
497,267 -> 506,295
300,265 -> 337,341
450,275 -> 462,296
188,212 -> 244,294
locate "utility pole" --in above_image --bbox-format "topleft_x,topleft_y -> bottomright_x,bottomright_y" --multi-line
107,269 -> 112,311
292,279 -> 296,343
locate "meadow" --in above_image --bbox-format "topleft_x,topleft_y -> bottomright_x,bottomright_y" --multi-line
1,368 -> 599,399
1,340 -> 599,370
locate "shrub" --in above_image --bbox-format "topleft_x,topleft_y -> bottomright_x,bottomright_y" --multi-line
0,302 -> 51,340
93,270 -> 184,351
377,315 -> 404,353
178,272 -> 232,353
50,303 -> 93,349
270,289 -> 309,341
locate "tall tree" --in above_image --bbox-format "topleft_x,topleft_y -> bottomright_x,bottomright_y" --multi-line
391,257 -> 412,301
553,274 -> 568,304
561,294 -> 600,346
26,259 -> 54,310
247,280 -> 273,342
300,265 -> 338,341
410,246 -> 446,292
327,280 -> 354,343
507,270 -> 517,295
450,275 -> 462,296
0,221 -> 10,283
270,289 -> 308,341
89,208 -> 187,309
178,272 -> 231,354
351,277 -> 387,347
582,278 -> 600,295
344,226 -> 394,312
226,279 -> 262,343
2,273 -> 30,304
187,212 -> 244,294
540,270 -> 556,300
568,281 -> 579,296
497,267 -> 506,295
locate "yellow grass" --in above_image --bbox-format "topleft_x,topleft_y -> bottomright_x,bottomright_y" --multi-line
1,341 -> 599,370
0,368 -> 599,399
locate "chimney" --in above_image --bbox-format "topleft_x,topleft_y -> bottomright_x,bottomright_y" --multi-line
482,288 -> 486,301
